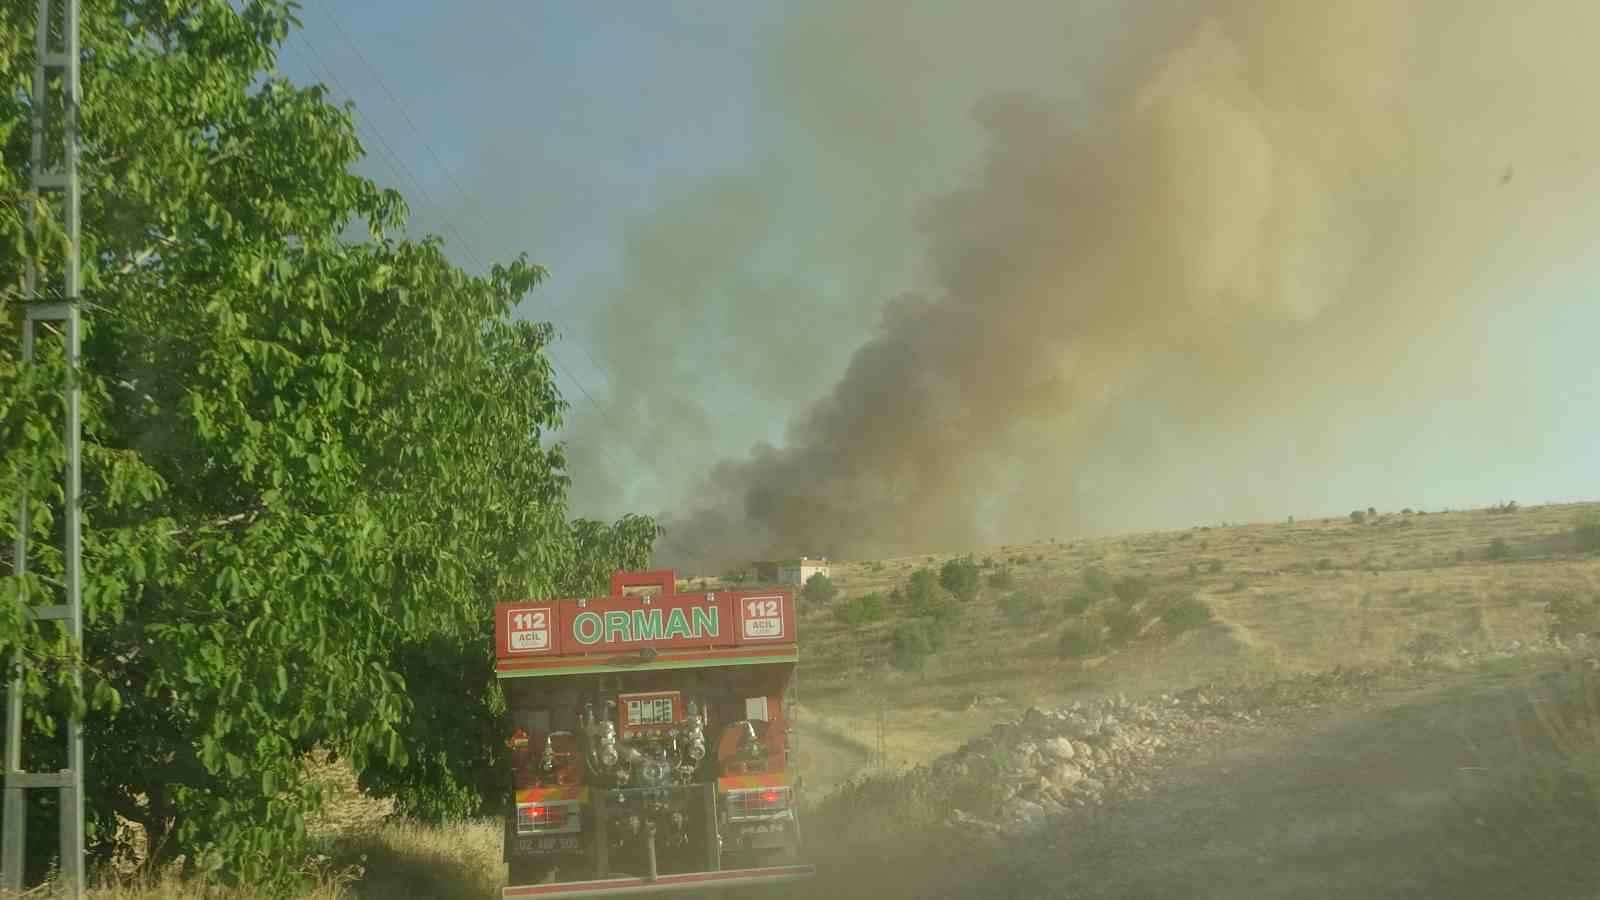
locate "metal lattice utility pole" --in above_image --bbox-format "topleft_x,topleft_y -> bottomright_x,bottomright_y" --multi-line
3,0 -> 86,896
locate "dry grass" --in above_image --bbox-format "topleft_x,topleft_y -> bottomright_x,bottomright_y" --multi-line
780,501 -> 1600,791
3,819 -> 504,900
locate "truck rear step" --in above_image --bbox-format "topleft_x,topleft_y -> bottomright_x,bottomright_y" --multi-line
502,864 -> 816,898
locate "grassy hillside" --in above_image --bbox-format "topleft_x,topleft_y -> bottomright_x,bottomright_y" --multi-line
756,501 -> 1600,787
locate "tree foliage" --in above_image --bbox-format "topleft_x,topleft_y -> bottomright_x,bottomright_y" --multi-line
1,1 -> 654,889
832,592 -> 885,626
938,555 -> 980,602
801,571 -> 837,606
905,567 -> 955,623
889,620 -> 943,672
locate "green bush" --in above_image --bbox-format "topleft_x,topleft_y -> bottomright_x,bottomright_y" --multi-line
907,568 -> 940,606
834,593 -> 886,626
940,555 -> 982,602
1350,510 -> 1367,523
890,623 -> 934,671
1061,591 -> 1096,617
1081,565 -> 1113,596
1058,623 -> 1106,658
890,619 -> 947,671
1206,559 -> 1224,574
997,589 -> 1044,625
802,572 -> 839,605
1111,575 -> 1151,604
901,569 -> 953,623
1161,596 -> 1215,633
1487,537 -> 1512,560
986,567 -> 1017,590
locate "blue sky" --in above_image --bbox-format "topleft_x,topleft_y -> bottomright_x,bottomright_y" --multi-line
275,2 -> 777,385
274,3 -> 1599,551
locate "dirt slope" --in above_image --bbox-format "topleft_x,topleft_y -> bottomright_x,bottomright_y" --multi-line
1003,667 -> 1599,900
774,661 -> 1600,900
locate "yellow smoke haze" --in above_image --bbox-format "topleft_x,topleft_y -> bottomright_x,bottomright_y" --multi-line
575,1 -> 1600,569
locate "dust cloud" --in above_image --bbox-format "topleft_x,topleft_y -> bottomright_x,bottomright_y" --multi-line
564,1 -> 1600,570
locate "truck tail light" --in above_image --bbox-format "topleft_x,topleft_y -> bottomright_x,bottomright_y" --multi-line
516,801 -> 579,835
726,787 -> 790,819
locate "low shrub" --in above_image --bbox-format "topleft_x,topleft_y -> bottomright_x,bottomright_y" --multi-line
1060,591 -> 1096,617
939,556 -> 982,602
1081,565 -> 1113,596
834,593 -> 886,626
1111,575 -> 1151,604
1058,623 -> 1106,658
1161,595 -> 1214,633
890,622 -> 935,671
986,568 -> 1017,590
1545,590 -> 1600,642
802,572 -> 839,605
996,589 -> 1044,625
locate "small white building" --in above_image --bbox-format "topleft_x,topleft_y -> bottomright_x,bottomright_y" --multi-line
777,557 -> 829,586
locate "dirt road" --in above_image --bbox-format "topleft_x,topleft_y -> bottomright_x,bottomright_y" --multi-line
781,662 -> 1600,900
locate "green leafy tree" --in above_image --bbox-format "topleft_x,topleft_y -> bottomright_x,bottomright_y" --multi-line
939,555 -> 980,602
889,621 -> 942,671
905,568 -> 955,623
834,593 -> 885,626
801,571 -> 837,606
1,2 -> 654,889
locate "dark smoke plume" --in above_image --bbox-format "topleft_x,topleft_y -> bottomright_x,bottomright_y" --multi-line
565,1 -> 1600,570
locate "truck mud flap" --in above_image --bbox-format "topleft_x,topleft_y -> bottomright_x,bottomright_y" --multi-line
502,864 -> 816,898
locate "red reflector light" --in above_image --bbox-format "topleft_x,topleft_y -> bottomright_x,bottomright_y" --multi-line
517,802 -> 568,833
759,791 -> 780,804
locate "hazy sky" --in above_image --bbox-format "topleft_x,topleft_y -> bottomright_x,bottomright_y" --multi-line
278,2 -> 1599,566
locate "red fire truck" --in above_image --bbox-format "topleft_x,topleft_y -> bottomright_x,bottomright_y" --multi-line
495,569 -> 815,897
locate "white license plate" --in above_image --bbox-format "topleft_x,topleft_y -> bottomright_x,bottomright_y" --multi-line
517,834 -> 579,853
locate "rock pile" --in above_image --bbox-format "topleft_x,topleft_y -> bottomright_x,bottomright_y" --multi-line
935,689 -> 1252,837
933,638 -> 1597,838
